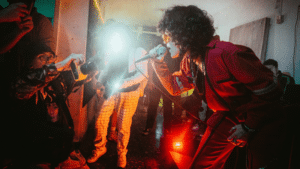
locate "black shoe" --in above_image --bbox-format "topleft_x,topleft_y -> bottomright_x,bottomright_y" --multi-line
141,128 -> 151,136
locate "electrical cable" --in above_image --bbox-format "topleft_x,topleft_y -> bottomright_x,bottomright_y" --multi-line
133,55 -> 236,139
134,58 -> 201,121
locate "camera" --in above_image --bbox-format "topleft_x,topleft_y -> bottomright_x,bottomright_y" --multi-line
80,54 -> 102,75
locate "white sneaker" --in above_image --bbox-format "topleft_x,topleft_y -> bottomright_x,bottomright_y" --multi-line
87,147 -> 107,163
117,153 -> 127,168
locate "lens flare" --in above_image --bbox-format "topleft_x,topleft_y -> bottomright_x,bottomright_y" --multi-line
108,32 -> 124,54
114,82 -> 121,89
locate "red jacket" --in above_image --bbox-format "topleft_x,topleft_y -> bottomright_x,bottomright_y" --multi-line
151,36 -> 283,130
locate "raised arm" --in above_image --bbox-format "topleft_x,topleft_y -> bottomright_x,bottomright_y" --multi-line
150,54 -> 195,96
0,3 -> 33,54
12,53 -> 85,100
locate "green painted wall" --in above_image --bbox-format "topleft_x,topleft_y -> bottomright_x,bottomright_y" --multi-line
0,0 -> 55,23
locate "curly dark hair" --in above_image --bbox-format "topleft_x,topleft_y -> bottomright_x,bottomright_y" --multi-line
157,5 -> 215,59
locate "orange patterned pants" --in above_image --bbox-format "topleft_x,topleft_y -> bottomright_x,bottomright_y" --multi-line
94,90 -> 140,155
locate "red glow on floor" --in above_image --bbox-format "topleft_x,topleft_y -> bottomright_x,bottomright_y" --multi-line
173,142 -> 183,149
170,151 -> 193,169
169,123 -> 191,151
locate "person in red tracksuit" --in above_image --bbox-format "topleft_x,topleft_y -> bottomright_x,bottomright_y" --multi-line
150,5 -> 288,169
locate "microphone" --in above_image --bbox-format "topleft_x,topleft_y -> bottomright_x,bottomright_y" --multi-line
80,53 -> 101,75
135,46 -> 167,63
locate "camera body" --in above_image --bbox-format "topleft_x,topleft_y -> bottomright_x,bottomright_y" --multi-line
80,54 -> 102,75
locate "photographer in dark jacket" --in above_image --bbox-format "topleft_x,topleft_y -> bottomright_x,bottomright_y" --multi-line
0,0 -> 86,168
2,44 -> 84,168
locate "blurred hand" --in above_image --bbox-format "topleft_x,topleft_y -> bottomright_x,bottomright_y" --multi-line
67,53 -> 85,65
0,3 -> 29,23
227,124 -> 248,147
16,15 -> 34,35
83,70 -> 99,83
95,82 -> 105,98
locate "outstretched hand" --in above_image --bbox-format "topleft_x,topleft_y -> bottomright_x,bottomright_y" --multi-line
148,44 -> 165,60
55,53 -> 85,71
95,82 -> 105,98
67,53 -> 85,65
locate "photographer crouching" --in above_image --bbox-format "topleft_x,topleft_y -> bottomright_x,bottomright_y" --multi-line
1,45 -> 85,169
0,1 -> 89,168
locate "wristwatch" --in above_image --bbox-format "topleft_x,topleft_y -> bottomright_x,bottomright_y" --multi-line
241,123 -> 256,133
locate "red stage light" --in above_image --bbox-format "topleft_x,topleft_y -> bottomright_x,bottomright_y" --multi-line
173,141 -> 183,150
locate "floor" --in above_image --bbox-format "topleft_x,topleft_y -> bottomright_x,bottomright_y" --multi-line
79,103 -> 204,169
1,98 -> 249,169
77,100 -> 247,169
2,96 -> 299,169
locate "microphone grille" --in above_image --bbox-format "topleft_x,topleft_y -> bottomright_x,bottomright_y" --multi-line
157,46 -> 167,56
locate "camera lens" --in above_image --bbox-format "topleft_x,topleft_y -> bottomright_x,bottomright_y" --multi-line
80,62 -> 98,75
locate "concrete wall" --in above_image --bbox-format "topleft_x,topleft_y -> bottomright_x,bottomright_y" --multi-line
102,0 -> 300,84
0,0 -> 55,19
53,0 -> 90,142
213,0 -> 300,83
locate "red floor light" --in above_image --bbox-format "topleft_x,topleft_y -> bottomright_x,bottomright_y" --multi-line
173,141 -> 183,149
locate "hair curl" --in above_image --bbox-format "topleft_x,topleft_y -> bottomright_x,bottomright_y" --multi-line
157,5 -> 215,59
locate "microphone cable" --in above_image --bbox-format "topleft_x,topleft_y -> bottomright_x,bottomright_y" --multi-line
134,58 -> 201,122
133,56 -> 237,139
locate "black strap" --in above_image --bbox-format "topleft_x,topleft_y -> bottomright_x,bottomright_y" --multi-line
203,52 -> 239,125
49,77 -> 74,129
203,57 -> 232,111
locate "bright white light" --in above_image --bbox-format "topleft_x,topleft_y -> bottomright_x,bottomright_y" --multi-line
114,82 -> 121,89
97,23 -> 134,64
108,32 -> 124,54
175,142 -> 181,147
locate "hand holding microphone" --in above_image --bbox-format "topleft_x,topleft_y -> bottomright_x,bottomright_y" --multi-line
148,44 -> 165,58
135,44 -> 167,63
